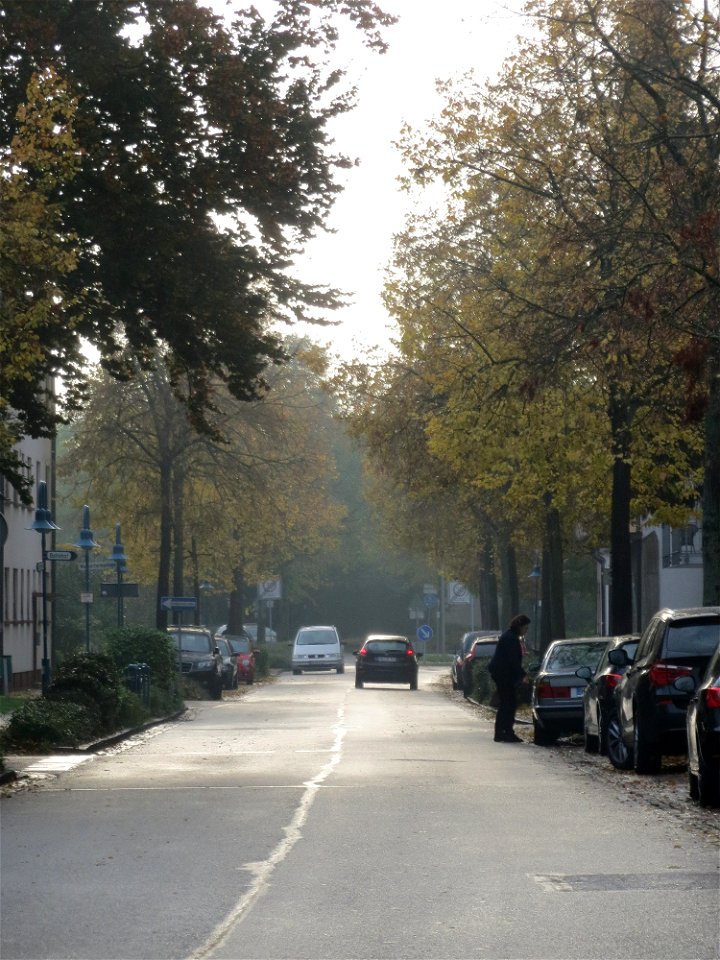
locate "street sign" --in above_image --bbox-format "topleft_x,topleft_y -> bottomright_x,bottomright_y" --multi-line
423,592 -> 438,607
160,596 -> 197,611
45,550 -> 78,562
417,624 -> 433,642
258,578 -> 282,600
100,583 -> 139,598
80,592 -> 93,604
448,581 -> 471,604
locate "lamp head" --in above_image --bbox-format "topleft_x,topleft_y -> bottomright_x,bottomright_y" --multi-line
75,505 -> 99,550
27,481 -> 60,533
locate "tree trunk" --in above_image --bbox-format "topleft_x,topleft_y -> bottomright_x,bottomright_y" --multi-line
228,563 -> 245,634
171,462 -> 184,601
609,389 -> 634,634
155,459 -> 172,629
542,495 -> 565,650
499,531 -> 519,625
703,346 -> 720,604
478,543 -> 500,629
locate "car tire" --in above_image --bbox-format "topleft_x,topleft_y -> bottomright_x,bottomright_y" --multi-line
292,669 -> 301,675
533,718 -> 556,746
355,675 -> 363,689
451,674 -> 459,691
337,665 -> 345,674
607,715 -> 633,770
633,716 -> 662,774
410,676 -> 418,691
697,753 -> 720,807
583,724 -> 599,753
689,768 -> 700,801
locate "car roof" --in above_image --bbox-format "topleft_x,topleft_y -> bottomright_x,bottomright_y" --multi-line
166,626 -> 211,634
655,606 -> 720,620
297,625 -> 337,631
545,637 -> 609,649
366,634 -> 408,641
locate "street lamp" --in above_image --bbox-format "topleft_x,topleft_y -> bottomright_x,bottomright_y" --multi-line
28,480 -> 59,693
75,506 -> 98,651
528,560 -> 541,651
111,523 -> 128,628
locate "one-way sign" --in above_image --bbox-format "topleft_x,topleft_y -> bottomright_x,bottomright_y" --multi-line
160,596 -> 197,611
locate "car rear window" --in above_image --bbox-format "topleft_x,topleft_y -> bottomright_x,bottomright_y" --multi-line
367,640 -> 409,653
544,642 -> 606,673
168,631 -> 212,653
296,630 -> 337,646
665,619 -> 720,657
472,643 -> 497,658
226,637 -> 251,653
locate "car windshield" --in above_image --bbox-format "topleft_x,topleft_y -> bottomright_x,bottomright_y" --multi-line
666,619 -> 720,656
367,640 -> 409,653
472,642 -> 497,658
226,637 -> 251,653
544,642 -> 606,673
168,631 -> 211,653
296,630 -> 336,646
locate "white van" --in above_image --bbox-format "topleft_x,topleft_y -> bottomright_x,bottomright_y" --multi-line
291,625 -> 344,674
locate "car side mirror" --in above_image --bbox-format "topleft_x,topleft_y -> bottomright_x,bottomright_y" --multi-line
608,648 -> 629,667
416,652 -> 423,659
213,646 -> 220,655
575,666 -> 593,681
352,650 -> 359,657
673,675 -> 696,694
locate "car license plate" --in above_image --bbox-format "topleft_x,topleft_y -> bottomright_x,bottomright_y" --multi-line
571,687 -> 584,698
377,656 -> 395,662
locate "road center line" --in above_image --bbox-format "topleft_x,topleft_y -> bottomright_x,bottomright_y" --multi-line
189,702 -> 348,960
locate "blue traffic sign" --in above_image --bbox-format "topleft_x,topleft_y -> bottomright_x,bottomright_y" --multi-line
160,596 -> 197,611
417,624 -> 433,642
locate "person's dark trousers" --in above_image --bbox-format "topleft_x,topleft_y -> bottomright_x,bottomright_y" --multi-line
494,680 -> 517,740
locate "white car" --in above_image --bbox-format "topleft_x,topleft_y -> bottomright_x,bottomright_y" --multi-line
291,625 -> 344,674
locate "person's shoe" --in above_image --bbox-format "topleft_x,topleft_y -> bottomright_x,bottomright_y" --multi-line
507,733 -> 523,742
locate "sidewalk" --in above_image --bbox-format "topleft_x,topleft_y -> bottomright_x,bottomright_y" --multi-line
0,709 -> 186,788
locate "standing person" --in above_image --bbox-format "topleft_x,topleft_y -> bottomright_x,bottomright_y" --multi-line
488,614 -> 531,743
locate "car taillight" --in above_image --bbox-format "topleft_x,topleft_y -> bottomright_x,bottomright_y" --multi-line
704,687 -> 720,709
358,647 -> 368,657
407,649 -> 415,656
649,662 -> 693,687
537,683 -> 554,698
604,673 -> 622,691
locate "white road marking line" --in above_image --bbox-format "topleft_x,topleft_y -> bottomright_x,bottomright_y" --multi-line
190,701 -> 349,960
23,755 -> 93,775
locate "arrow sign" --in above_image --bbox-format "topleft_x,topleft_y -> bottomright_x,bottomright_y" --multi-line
417,624 -> 433,642
160,596 -> 197,611
45,550 -> 78,562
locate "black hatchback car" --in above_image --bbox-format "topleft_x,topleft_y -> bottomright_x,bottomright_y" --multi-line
354,635 -> 421,690
576,635 -> 639,755
678,641 -> 720,806
607,607 -> 720,774
167,626 -> 224,700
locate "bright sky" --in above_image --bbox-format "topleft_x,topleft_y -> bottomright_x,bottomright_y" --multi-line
289,0 -> 528,361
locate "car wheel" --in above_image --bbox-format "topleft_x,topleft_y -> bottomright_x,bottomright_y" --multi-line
633,716 -> 662,774
697,753 -> 720,807
451,674 -> 459,690
292,669 -> 301,675
355,675 -> 363,689
410,676 -> 418,691
689,768 -> 700,802
337,665 -> 345,674
607,716 -> 633,770
533,718 -> 556,746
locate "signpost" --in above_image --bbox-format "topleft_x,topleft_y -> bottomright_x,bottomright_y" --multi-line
160,596 -> 197,611
45,550 -> 77,562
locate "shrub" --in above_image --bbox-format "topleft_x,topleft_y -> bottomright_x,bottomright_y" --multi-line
3,699 -> 95,751
105,626 -> 178,693
45,651 -> 124,733
263,643 -> 289,673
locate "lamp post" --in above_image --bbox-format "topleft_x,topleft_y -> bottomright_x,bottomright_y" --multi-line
111,523 -> 128,628
528,560 -> 541,652
28,480 -> 59,693
75,506 -> 98,651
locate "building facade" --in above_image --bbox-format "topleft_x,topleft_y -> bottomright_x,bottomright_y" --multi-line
1,435 -> 55,690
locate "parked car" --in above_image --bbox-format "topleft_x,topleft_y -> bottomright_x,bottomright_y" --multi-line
243,623 -> 277,644
451,631 -> 496,692
224,633 -> 257,685
291,625 -> 344,674
461,636 -> 499,699
678,641 -> 720,807
607,606 -> 720,773
577,635 -> 639,754
354,634 -> 421,689
531,637 -> 609,745
214,635 -> 239,690
166,626 -> 223,699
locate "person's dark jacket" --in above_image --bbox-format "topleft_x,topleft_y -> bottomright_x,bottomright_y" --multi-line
488,628 -> 526,685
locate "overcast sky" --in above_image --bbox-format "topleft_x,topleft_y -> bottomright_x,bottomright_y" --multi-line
287,0 -> 528,361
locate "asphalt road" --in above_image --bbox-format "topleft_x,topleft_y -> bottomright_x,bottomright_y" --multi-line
1,664 -> 718,960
